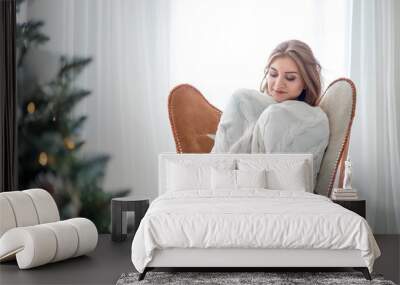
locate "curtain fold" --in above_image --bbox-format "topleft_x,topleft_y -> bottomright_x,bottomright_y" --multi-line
0,0 -> 17,192
349,0 -> 400,234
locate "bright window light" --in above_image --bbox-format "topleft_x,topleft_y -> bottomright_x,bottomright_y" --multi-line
169,0 -> 351,109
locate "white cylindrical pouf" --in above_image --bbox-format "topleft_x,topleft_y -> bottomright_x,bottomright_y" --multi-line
24,189 -> 60,224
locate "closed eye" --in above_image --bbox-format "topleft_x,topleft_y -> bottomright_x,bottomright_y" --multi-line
269,73 -> 296,81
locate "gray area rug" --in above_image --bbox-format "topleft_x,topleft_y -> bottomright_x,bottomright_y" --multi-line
116,271 -> 396,285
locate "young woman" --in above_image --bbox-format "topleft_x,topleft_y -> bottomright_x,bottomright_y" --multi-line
260,40 -> 321,105
212,40 -> 329,179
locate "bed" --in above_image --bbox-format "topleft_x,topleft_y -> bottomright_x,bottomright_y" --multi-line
131,153 -> 380,281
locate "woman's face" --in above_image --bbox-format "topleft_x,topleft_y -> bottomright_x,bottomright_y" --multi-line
266,56 -> 305,102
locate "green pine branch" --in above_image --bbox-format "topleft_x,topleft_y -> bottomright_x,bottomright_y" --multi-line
58,56 -> 92,83
68,116 -> 88,133
17,21 -> 50,67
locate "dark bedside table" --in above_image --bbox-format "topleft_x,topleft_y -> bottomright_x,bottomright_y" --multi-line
332,199 -> 366,218
111,196 -> 150,242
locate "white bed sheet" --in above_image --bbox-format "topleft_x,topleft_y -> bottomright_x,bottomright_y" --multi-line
131,190 -> 380,273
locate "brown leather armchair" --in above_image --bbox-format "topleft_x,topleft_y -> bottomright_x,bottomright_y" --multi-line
168,78 -> 356,198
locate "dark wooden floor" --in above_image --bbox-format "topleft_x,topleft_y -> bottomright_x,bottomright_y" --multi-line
374,235 -> 400,284
0,234 -> 398,285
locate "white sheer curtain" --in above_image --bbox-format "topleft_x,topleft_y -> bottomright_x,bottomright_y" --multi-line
75,0 -> 174,199
349,0 -> 400,234
28,0 -> 174,199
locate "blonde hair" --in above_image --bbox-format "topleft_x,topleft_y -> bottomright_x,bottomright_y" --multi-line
259,40 -> 322,106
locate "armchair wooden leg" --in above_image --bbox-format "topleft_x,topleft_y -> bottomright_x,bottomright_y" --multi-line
354,267 -> 372,280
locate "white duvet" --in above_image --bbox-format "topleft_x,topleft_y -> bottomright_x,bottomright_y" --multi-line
131,190 -> 380,273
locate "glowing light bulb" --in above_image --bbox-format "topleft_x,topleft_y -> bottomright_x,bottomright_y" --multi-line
38,152 -> 48,166
27,102 -> 36,114
64,138 -> 75,150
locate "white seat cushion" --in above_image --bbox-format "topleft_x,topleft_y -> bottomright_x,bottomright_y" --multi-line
42,221 -> 79,262
24,188 -> 60,223
1,191 -> 39,227
0,196 -> 17,237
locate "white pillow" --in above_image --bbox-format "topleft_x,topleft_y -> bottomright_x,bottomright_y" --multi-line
236,169 -> 267,189
166,158 -> 236,192
211,168 -> 267,190
167,162 -> 210,191
211,168 -> 236,190
266,161 -> 308,191
237,159 -> 309,192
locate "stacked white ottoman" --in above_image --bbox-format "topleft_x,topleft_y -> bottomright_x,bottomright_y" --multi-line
0,189 -> 98,269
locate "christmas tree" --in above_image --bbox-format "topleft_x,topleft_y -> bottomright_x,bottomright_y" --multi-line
16,0 -> 129,232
